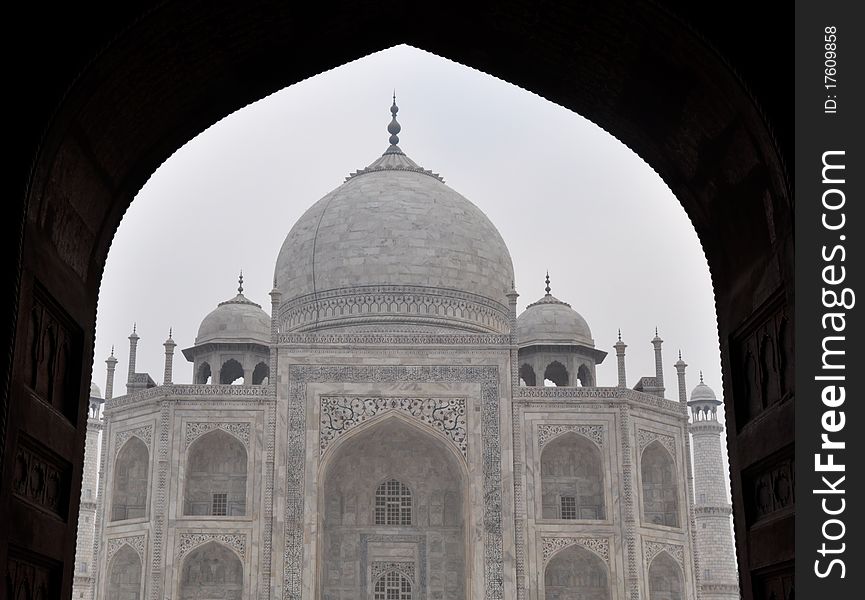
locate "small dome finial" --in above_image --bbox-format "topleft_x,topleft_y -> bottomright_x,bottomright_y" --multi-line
110,345 -> 115,356
678,349 -> 682,360
238,270 -> 244,294
618,328 -> 622,341
388,93 -> 401,146
700,370 -> 704,383
544,271 -> 551,295
169,327 -> 173,338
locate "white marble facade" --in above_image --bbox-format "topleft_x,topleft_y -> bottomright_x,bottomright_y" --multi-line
85,103 -> 738,600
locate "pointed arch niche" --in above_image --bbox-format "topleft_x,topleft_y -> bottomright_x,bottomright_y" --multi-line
318,415 -> 469,600
183,428 -> 248,516
640,441 -> 680,528
540,432 -> 605,520
648,551 -> 684,600
106,544 -> 143,599
111,436 -> 150,521
543,544 -> 610,600
178,541 -> 244,599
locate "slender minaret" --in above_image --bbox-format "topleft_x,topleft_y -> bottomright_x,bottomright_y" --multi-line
614,329 -> 627,388
674,350 -> 688,403
269,275 -> 282,389
71,382 -> 104,600
126,323 -> 139,390
105,346 -> 118,401
651,327 -> 664,393
163,328 -> 176,384
689,374 -> 740,599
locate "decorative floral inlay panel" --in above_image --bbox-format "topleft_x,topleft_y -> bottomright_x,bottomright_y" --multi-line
320,397 -> 466,457
370,561 -> 416,584
644,541 -> 684,569
114,425 -> 153,456
177,533 -> 247,560
537,424 -> 605,450
107,535 -> 145,561
637,429 -> 676,459
542,537 -> 610,565
185,421 -> 251,449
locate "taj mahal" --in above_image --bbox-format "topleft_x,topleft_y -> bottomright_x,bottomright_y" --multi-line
72,100 -> 739,600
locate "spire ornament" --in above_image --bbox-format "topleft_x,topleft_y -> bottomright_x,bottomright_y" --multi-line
388,93 -> 401,146
238,270 -> 244,294
544,271 -> 551,295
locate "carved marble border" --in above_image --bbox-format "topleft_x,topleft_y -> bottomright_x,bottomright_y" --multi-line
177,532 -> 248,561
114,425 -> 152,457
637,429 -> 677,459
319,396 -> 467,457
644,541 -> 685,570
370,561 -> 416,585
280,287 -> 511,335
184,421 -> 251,449
536,423 -> 605,450
106,535 -> 145,562
541,536 -> 610,565
280,332 -> 512,346
283,365 -> 502,600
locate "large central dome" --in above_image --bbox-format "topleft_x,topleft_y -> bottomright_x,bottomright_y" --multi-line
274,101 -> 514,334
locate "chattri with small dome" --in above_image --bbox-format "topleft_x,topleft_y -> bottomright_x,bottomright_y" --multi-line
194,272 -> 271,345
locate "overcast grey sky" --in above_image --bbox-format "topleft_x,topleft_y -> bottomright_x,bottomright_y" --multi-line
93,45 -> 723,416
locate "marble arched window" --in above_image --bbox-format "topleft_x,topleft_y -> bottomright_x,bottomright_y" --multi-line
183,429 -> 247,516
519,364 -> 537,387
544,545 -> 609,600
106,545 -> 141,600
179,541 -> 243,600
219,359 -> 244,384
577,364 -> 592,387
540,433 -> 605,520
544,361 -> 569,387
111,437 -> 149,521
648,552 -> 684,600
252,361 -> 269,385
196,361 -> 211,384
374,570 -> 412,600
641,441 -> 680,527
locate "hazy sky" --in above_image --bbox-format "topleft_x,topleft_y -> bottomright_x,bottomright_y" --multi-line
93,45 -> 724,418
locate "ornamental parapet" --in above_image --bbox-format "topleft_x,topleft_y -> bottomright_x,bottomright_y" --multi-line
105,383 -> 274,413
693,505 -> 733,516
689,420 -> 725,434
513,387 -> 688,416
700,583 -> 740,593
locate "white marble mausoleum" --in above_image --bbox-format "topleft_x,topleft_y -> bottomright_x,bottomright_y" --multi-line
74,101 -> 739,600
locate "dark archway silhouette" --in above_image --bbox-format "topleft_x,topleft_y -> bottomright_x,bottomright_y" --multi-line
544,361 -> 569,387
252,361 -> 269,385
4,3 -> 794,597
196,361 -> 211,384
519,363 -> 537,387
219,359 -> 244,385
